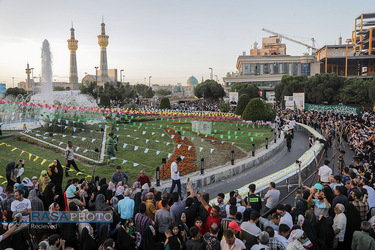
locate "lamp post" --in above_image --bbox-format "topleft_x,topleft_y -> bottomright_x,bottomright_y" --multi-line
120,69 -> 124,83
149,76 -> 152,87
209,68 -> 213,80
95,66 -> 99,104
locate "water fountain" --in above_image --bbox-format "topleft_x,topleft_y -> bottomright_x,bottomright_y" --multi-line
30,39 -> 97,107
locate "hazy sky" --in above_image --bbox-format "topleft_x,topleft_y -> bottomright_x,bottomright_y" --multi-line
0,0 -> 373,87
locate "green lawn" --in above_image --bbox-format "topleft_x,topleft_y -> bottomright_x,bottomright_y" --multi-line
0,118 -> 273,186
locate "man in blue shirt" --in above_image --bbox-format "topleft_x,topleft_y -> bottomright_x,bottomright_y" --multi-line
111,166 -> 129,185
118,190 -> 134,223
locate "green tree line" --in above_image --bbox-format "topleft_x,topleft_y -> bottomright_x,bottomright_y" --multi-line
275,73 -> 375,105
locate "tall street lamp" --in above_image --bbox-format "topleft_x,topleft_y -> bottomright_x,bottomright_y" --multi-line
120,69 -> 124,83
149,76 -> 152,87
209,68 -> 213,80
95,66 -> 99,104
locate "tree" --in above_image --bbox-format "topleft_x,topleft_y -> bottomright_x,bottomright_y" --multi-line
194,80 -> 225,102
235,94 -> 250,116
53,86 -> 65,91
274,75 -> 306,102
230,83 -> 259,100
80,82 -> 98,99
304,73 -> 344,104
337,78 -> 370,105
242,98 -> 267,121
220,102 -> 230,113
4,87 -> 27,97
134,84 -> 155,98
99,93 -> 111,107
156,88 -> 172,97
160,97 -> 171,109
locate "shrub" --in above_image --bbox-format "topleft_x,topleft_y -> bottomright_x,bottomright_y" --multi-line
220,102 -> 230,113
160,97 -> 171,109
242,98 -> 267,121
235,94 -> 250,116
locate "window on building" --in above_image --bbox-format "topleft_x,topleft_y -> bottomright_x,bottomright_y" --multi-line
292,63 -> 299,75
283,63 -> 289,74
301,63 -> 310,76
264,63 -> 270,74
273,63 -> 279,74
255,63 -> 260,75
244,64 -> 251,75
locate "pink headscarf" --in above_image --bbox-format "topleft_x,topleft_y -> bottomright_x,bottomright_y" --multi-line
115,186 -> 124,197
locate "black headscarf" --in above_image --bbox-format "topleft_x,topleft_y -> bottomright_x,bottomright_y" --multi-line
49,160 -> 63,195
139,226 -> 163,250
117,225 -> 136,250
80,227 -> 97,250
343,203 -> 361,250
99,178 -> 107,187
42,183 -> 55,211
313,216 -> 334,250
99,184 -> 108,196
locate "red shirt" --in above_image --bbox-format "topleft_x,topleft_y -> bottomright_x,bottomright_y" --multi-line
137,175 -> 151,187
204,207 -> 221,233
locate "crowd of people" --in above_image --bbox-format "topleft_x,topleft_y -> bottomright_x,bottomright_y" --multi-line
2,109 -> 375,249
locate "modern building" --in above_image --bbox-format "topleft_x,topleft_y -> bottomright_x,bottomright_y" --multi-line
316,13 -> 375,77
67,25 -> 79,89
223,37 -> 316,95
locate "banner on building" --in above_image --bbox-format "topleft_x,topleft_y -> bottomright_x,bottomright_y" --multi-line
305,103 -> 360,115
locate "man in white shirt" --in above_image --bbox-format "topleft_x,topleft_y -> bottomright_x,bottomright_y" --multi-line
333,204 -> 347,249
220,229 -> 246,250
264,182 -> 280,215
169,157 -> 182,197
11,189 -> 31,222
276,204 -> 293,229
318,160 -> 332,184
361,178 -> 375,210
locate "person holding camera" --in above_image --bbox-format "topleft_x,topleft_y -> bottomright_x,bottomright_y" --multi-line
5,160 -> 24,188
307,183 -> 331,220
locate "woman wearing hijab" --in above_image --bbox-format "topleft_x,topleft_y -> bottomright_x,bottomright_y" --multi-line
28,189 -> 44,211
80,225 -> 97,250
178,213 -> 190,239
95,194 -> 109,211
115,186 -> 124,200
298,215 -> 318,250
287,229 -> 306,250
99,183 -> 108,196
117,223 -> 136,250
48,159 -> 64,195
99,178 -> 107,187
42,183 -> 57,211
111,196 -> 119,213
39,170 -> 50,193
108,181 -> 116,193
343,203 -> 361,250
313,215 -> 334,249
305,210 -> 316,224
139,225 -> 163,250
292,201 -> 306,222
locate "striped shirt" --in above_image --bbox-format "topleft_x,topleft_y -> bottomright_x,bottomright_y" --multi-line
134,213 -> 152,236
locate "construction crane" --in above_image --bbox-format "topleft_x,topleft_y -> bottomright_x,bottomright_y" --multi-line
262,28 -> 317,54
